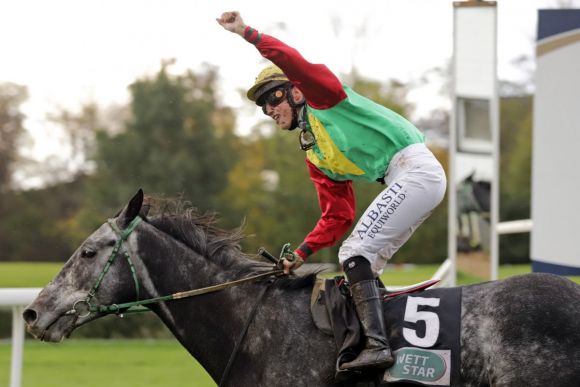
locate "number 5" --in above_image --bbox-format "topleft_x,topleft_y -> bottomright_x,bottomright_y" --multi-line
402,297 -> 440,348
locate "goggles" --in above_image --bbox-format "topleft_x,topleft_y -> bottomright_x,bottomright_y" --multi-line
299,128 -> 316,151
259,87 -> 288,115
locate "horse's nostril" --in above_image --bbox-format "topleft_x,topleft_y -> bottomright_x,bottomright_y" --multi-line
23,309 -> 38,324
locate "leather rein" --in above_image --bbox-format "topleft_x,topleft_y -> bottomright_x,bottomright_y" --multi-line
65,216 -> 282,386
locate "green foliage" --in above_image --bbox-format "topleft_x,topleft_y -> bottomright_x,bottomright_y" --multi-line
499,96 -> 533,263
0,82 -> 28,192
1,62 -> 533,274
0,82 -> 29,260
348,70 -> 414,117
89,63 -> 238,219
0,178 -> 87,262
218,124 -> 326,259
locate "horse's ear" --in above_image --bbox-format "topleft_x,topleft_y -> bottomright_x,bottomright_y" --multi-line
117,189 -> 144,228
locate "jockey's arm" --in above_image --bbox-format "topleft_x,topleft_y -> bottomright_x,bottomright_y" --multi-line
217,11 -> 347,109
293,160 -> 356,261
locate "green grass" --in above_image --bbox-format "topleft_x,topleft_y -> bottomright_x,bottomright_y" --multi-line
0,262 -> 447,288
380,264 -> 442,285
0,262 -> 62,288
0,339 -> 215,387
2,262 -> 579,288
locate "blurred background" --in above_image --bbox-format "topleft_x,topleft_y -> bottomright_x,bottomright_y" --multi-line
1,0 -> 579,386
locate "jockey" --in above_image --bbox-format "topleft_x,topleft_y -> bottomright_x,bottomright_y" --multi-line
217,11 -> 447,372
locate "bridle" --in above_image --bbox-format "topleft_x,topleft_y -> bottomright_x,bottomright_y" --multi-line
65,215 -> 282,386
68,216 -> 143,318
67,215 -> 282,316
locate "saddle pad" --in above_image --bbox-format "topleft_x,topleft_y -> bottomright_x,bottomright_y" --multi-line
382,287 -> 462,386
310,280 -> 462,386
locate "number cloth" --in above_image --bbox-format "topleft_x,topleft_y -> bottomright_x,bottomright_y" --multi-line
320,280 -> 462,386
381,287 -> 462,386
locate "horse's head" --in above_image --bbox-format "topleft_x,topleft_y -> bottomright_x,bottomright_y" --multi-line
23,189 -> 149,342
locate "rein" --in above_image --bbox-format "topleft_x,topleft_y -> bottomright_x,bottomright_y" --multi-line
219,279 -> 274,387
82,267 -> 282,316
68,216 -> 283,317
67,215 -> 283,386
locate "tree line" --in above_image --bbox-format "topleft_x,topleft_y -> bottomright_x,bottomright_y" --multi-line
0,63 -> 531,266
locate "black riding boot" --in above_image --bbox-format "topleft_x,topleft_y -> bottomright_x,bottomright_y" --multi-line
340,279 -> 394,371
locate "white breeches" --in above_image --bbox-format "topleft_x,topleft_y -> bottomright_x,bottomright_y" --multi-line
338,143 -> 447,275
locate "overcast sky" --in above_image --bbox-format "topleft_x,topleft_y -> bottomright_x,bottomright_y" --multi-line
2,0 -> 578,162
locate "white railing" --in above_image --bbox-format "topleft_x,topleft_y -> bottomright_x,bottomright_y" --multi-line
496,219 -> 533,235
430,258 -> 454,287
491,218 -> 533,280
0,288 -> 41,387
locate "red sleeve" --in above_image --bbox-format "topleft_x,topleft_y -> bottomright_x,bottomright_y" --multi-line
243,26 -> 347,110
294,159 -> 356,260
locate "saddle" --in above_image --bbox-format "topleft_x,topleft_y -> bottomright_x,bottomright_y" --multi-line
310,276 -> 462,386
310,276 -> 439,335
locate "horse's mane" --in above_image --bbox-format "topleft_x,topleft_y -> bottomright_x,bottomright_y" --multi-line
141,196 -> 318,289
143,197 -> 251,266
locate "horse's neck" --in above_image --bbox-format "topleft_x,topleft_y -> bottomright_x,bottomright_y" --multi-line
137,231 -> 263,381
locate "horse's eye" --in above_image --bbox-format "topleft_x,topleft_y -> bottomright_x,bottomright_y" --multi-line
81,248 -> 96,258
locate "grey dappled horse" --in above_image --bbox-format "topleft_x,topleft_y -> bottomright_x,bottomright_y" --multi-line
24,190 -> 580,386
